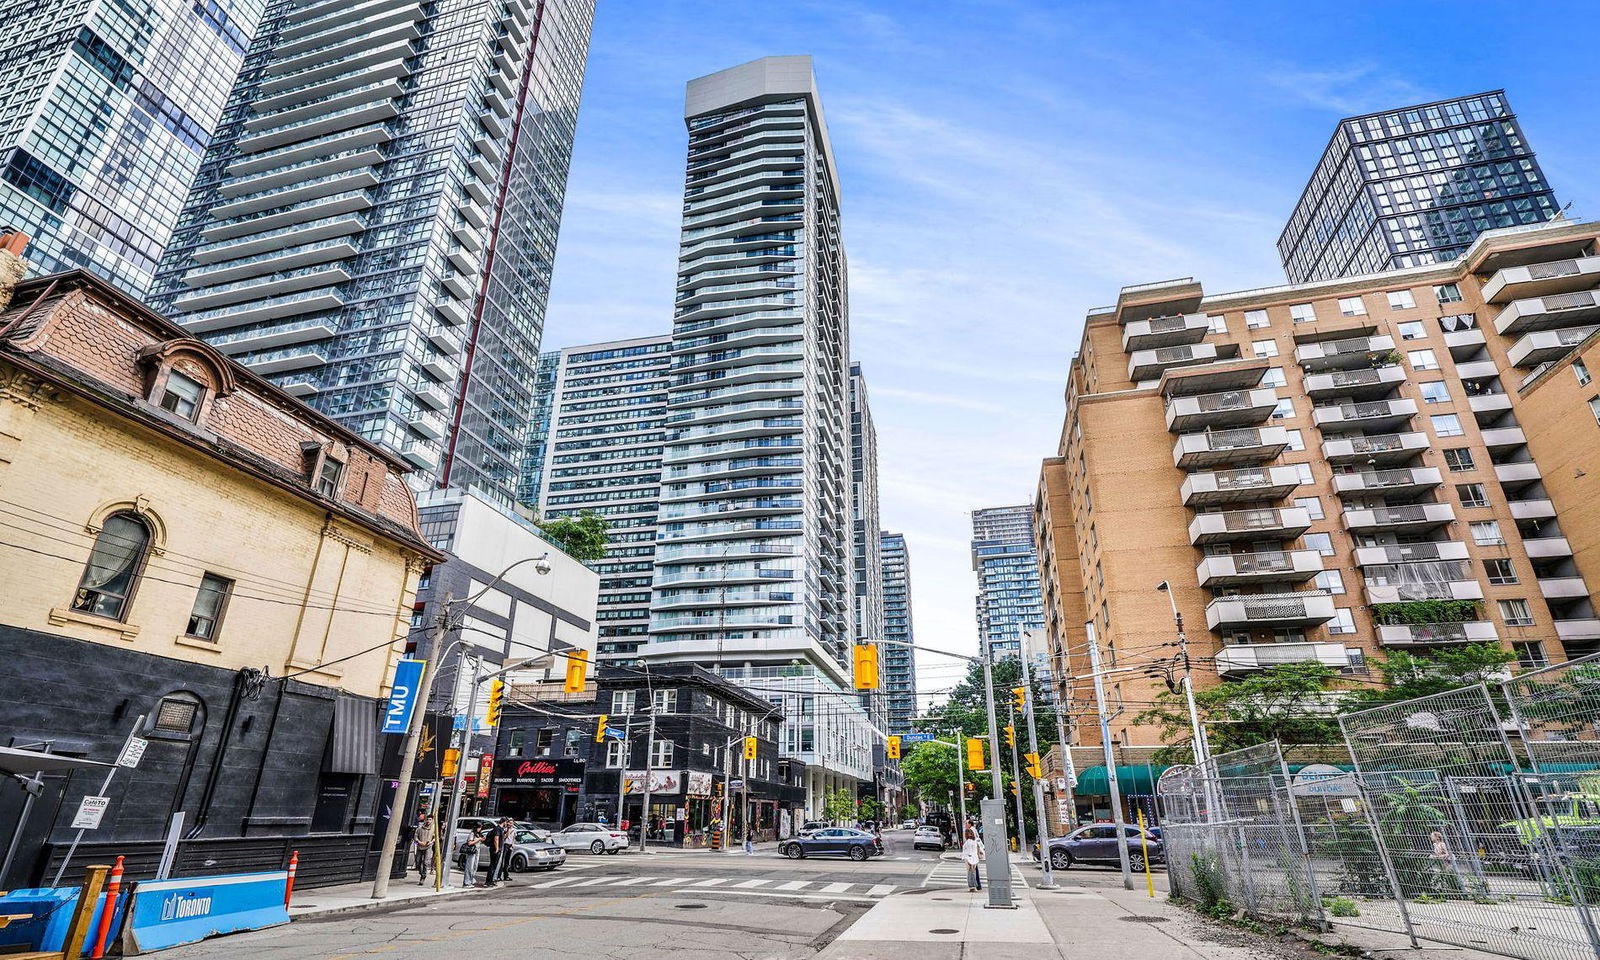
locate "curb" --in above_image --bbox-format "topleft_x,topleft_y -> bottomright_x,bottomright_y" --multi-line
290,886 -> 484,922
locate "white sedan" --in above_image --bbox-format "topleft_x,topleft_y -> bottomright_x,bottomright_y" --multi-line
554,821 -> 629,854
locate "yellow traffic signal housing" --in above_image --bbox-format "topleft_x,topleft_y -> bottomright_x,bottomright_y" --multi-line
442,748 -> 460,778
485,678 -> 505,727
852,643 -> 879,690
1004,725 -> 1015,748
1011,686 -> 1027,709
886,735 -> 901,760
594,714 -> 609,743
743,736 -> 758,760
563,650 -> 589,693
965,737 -> 985,771
1025,752 -> 1042,778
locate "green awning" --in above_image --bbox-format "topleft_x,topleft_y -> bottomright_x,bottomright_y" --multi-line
1072,765 -> 1166,796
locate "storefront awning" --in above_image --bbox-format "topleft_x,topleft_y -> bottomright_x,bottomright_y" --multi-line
1071,764 -> 1167,797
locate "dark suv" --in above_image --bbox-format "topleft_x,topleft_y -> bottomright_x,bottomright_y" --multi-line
1047,824 -> 1163,871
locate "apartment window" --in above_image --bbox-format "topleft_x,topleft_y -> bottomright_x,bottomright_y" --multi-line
1260,367 -> 1287,388
1409,349 -> 1440,371
157,370 -> 206,421
1272,398 -> 1295,420
1293,462 -> 1315,484
1471,520 -> 1505,546
535,728 -> 556,755
1434,283 -> 1464,304
649,739 -> 674,768
1328,608 -> 1357,635
1244,309 -> 1269,329
1252,339 -> 1278,358
1419,381 -> 1451,404
654,689 -> 678,714
1304,532 -> 1335,556
1513,641 -> 1547,669
1387,290 -> 1417,310
1315,570 -> 1345,594
1289,303 -> 1316,323
1286,429 -> 1304,451
72,512 -> 151,620
1338,296 -> 1367,317
564,729 -> 582,757
1444,448 -> 1476,472
1296,497 -> 1324,521
606,739 -> 625,767
314,455 -> 344,497
506,730 -> 525,757
1456,483 -> 1489,508
1590,396 -> 1600,426
1574,359 -> 1592,386
1484,559 -> 1518,585
1208,315 -> 1227,333
1498,599 -> 1534,627
1398,321 -> 1426,341
611,690 -> 636,714
185,573 -> 232,640
1431,414 -> 1464,437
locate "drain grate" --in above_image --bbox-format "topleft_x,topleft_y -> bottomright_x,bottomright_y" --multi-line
929,928 -> 959,935
1118,916 -> 1169,923
674,903 -> 708,910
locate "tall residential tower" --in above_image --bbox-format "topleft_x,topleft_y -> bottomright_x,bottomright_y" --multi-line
971,504 -> 1046,659
880,531 -> 918,733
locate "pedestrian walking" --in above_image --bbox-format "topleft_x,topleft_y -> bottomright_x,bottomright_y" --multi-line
1430,829 -> 1463,895
460,826 -> 485,887
962,827 -> 984,891
412,814 -> 437,884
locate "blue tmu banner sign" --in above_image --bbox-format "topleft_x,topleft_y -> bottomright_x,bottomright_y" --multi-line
383,658 -> 427,735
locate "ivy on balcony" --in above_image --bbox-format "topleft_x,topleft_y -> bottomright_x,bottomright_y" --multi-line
1369,599 -> 1480,625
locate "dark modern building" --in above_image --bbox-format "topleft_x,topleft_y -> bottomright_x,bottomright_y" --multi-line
148,0 -> 594,500
1278,91 -> 1560,284
879,531 -> 918,732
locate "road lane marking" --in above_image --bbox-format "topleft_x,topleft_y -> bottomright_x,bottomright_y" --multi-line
867,884 -> 896,896
530,876 -> 585,889
732,879 -> 773,888
605,877 -> 660,886
776,880 -> 811,890
819,882 -> 852,893
684,878 -> 729,886
650,878 -> 683,886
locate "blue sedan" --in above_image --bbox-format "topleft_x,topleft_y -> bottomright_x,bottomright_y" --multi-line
781,828 -> 883,861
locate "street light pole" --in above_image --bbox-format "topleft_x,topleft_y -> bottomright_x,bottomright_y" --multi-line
1085,620 -> 1134,890
953,726 -> 967,833
442,653 -> 483,886
1018,649 -> 1055,889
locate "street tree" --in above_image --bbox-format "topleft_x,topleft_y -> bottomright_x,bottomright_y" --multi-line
1135,661 -> 1348,763
535,511 -> 609,561
1354,643 -> 1517,706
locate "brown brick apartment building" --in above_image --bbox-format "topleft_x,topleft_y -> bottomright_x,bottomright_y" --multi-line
1036,220 -> 1600,747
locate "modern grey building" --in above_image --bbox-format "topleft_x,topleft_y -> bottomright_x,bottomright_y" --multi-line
148,0 -> 593,500
0,0 -> 265,293
879,531 -> 917,734
971,504 -> 1045,660
1278,90 -> 1559,284
522,335 -> 672,660
849,361 -> 899,807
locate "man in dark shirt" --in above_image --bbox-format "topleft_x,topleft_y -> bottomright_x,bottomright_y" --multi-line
482,817 -> 505,887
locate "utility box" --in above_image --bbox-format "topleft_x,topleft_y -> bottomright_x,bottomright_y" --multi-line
979,798 -> 1015,908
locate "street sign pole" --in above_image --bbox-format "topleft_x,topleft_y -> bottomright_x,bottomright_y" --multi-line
52,715 -> 144,886
1019,650 -> 1056,889
442,653 -> 482,887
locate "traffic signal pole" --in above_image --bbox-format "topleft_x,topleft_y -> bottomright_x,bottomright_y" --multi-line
1085,622 -> 1135,890
442,654 -> 482,887
1006,702 -> 1027,856
1018,652 -> 1056,889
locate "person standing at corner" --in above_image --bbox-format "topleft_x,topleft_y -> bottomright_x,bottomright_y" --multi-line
412,814 -> 437,885
495,817 -> 517,883
962,827 -> 984,892
482,817 -> 505,887
460,826 -> 485,887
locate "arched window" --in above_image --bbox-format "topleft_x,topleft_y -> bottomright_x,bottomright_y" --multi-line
72,512 -> 151,620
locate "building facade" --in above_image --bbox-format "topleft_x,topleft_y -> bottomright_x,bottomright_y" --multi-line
148,0 -> 594,499
879,531 -> 918,733
1036,219 -> 1600,746
1278,91 -> 1559,284
0,265 -> 438,887
0,0 -> 266,293
971,505 -> 1045,660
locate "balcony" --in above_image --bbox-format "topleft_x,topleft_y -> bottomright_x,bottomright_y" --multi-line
1205,591 -> 1336,631
414,382 -> 450,410
1539,577 -> 1590,600
1303,365 -> 1406,399
1507,326 -> 1599,367
1311,398 -> 1417,431
1378,621 -> 1498,646
435,298 -> 470,328
1483,255 -> 1600,304
1188,507 -> 1312,545
1331,467 -> 1442,499
172,265 -> 349,311
1557,619 -> 1600,642
401,438 -> 439,471
1172,426 -> 1289,468
1128,342 -> 1219,381
235,101 -> 401,154
1508,498 -> 1556,522
1468,393 -> 1512,417
1353,541 -> 1469,566
1121,313 -> 1210,351
1165,388 -> 1277,432
239,345 -> 329,375
1215,642 -> 1351,677
1457,360 -> 1501,380
1321,431 -> 1428,465
1363,576 -> 1483,604
207,318 -> 337,355
1294,335 -> 1397,372
1159,358 -> 1268,396
1196,549 -> 1322,587
1493,290 -> 1600,335
1524,537 -> 1573,559
1342,502 -> 1455,534
1480,426 -> 1527,451
180,290 -> 344,333
1180,465 -> 1303,506
1444,328 -> 1487,357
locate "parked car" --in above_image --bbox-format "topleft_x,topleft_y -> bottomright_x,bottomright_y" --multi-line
798,820 -> 829,837
1046,824 -> 1163,871
451,816 -> 499,852
554,821 -> 629,854
781,828 -> 882,861
911,825 -> 945,851
506,826 -> 567,872
899,820 -> 918,830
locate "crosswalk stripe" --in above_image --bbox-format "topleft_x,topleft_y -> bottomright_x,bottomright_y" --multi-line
867,884 -> 896,896
775,880 -> 811,890
571,877 -> 617,887
685,878 -> 729,887
650,878 -> 682,886
732,879 -> 772,888
819,882 -> 852,894
530,876 -> 584,889
606,877 -> 659,886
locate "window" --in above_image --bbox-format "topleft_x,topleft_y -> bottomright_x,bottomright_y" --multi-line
1590,397 -> 1600,426
1498,599 -> 1534,627
1304,532 -> 1335,556
157,370 -> 205,421
1444,448 -> 1476,472
1431,414 -> 1463,437
1338,296 -> 1367,317
606,739 -> 625,767
1434,283 -> 1463,304
1244,309 -> 1269,329
564,729 -> 581,757
1419,381 -> 1451,404
314,456 -> 344,497
649,739 -> 674,768
1208,315 -> 1227,333
152,696 -> 199,735
1285,429 -> 1304,451
1315,570 -> 1345,594
1387,290 -> 1417,310
1296,496 -> 1324,520
1293,462 -> 1315,484
1409,349 -> 1439,371
1272,398 -> 1295,420
1260,367 -> 1287,388
611,690 -> 636,714
1328,608 -> 1357,635
536,728 -> 556,755
1575,359 -> 1592,386
1471,520 -> 1505,546
1513,642 -> 1547,669
1289,303 -> 1316,323
72,513 -> 151,620
1398,321 -> 1426,341
507,730 -> 525,757
1252,339 -> 1278,358
185,573 -> 232,640
1484,559 -> 1518,585
654,689 -> 677,714
1456,483 -> 1489,508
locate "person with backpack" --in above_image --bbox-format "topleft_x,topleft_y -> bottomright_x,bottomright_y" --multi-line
460,825 -> 486,888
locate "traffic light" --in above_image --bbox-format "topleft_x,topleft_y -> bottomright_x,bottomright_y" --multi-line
963,781 -> 975,797
1004,725 -> 1015,748
1025,752 -> 1043,778
743,736 -> 758,760
1011,686 -> 1027,709
594,714 -> 609,743
442,747 -> 459,778
563,649 -> 589,693
965,737 -> 985,771
484,678 -> 505,727
852,643 -> 879,690
886,735 -> 901,760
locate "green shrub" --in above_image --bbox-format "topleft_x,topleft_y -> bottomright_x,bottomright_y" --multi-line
1322,896 -> 1360,918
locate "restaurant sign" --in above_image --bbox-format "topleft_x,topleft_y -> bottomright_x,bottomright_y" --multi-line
491,757 -> 584,789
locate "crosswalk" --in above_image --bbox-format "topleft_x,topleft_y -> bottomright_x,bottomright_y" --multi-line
921,859 -> 1029,889
524,871 -> 898,901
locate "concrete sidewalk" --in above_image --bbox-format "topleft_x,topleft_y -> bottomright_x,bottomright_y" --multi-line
288,878 -> 485,920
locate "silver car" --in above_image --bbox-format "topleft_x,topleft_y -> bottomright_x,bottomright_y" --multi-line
507,827 -> 568,872
553,821 -> 629,854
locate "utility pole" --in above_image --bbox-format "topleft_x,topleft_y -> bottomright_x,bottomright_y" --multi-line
1158,582 -> 1209,765
373,590 -> 452,899
953,726 -> 967,832
1018,650 -> 1055,889
1007,701 -> 1027,856
978,637 -> 1014,908
615,718 -> 630,836
1085,621 -> 1134,890
638,671 -> 657,855
442,653 -> 482,885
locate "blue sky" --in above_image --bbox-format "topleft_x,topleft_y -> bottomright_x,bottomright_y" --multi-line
542,1 -> 1600,697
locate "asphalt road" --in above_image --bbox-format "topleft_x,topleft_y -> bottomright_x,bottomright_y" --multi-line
160,830 -> 950,960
